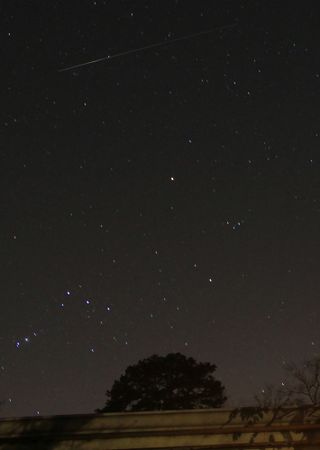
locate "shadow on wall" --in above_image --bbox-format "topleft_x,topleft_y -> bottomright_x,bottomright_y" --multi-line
0,414 -> 94,450
228,405 -> 320,447
1,406 -> 320,449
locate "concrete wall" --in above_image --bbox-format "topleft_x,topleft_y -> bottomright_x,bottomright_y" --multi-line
0,407 -> 320,449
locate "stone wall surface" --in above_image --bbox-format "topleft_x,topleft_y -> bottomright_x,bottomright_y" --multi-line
0,407 -> 320,449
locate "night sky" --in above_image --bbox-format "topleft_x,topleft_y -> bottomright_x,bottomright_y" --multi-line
2,1 -> 320,418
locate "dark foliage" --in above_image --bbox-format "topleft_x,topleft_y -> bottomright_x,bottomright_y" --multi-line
97,353 -> 227,412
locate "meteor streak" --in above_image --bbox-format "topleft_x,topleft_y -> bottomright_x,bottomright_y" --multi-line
58,24 -> 236,72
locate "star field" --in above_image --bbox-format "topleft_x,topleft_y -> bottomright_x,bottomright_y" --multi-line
1,1 -> 320,417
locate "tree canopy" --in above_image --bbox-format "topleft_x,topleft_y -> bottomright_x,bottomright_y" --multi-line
97,353 -> 227,412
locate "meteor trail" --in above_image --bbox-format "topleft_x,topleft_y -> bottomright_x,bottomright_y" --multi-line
58,24 -> 236,72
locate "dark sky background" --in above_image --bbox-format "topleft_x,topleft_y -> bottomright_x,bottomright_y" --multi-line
1,0 -> 320,418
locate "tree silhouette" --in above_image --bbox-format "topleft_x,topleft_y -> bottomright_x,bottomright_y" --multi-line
97,353 -> 227,412
255,356 -> 320,408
